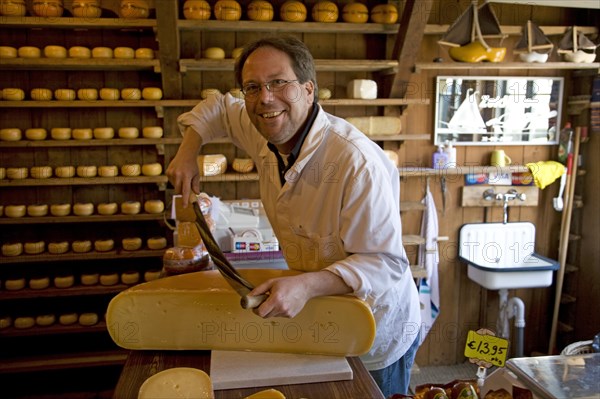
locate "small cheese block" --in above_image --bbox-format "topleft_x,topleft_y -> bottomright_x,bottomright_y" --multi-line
144,199 -> 165,214
77,88 -> 98,101
98,165 -> 118,177
50,203 -> 71,216
118,127 -> 139,139
147,236 -> 167,250
99,88 -> 120,101
78,312 -> 99,326
27,204 -> 49,217
203,47 -> 225,60
0,46 -> 17,58
144,269 -> 161,281
69,46 -> 91,59
76,165 -> 97,178
135,48 -> 154,59
72,128 -> 93,140
25,128 -> 48,141
48,241 -> 69,254
122,237 -> 142,251
97,202 -> 118,215
346,79 -> 377,100
81,273 -> 100,286
121,270 -> 140,285
24,241 -> 45,255
0,316 -> 12,329
54,275 -> 75,288
44,45 -> 67,58
36,314 -> 56,327
54,89 -> 76,101
14,317 -> 35,329
345,116 -> 402,136
114,47 -> 134,59
121,163 -> 141,176
55,166 -> 75,178
197,154 -> 227,176
121,88 -> 142,100
121,201 -> 141,215
142,87 -> 163,100
106,269 -> 376,355
30,166 -> 53,179
138,368 -> 214,399
94,239 -> 114,252
232,158 -> 254,173
29,276 -> 50,290
141,162 -> 162,176
92,47 -> 113,59
73,202 -> 94,216
2,88 -> 25,101
142,126 -> 163,138
72,240 -> 92,253
50,127 -> 72,140
99,273 -> 119,286
59,313 -> 78,325
31,88 -> 53,101
5,205 -> 26,218
0,128 -> 22,141
5,277 -> 26,290
6,167 -> 28,179
18,46 -> 41,58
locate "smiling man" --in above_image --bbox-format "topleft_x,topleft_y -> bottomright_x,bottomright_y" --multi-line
167,36 -> 421,396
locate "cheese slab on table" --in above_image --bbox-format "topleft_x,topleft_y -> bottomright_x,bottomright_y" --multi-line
106,269 -> 375,356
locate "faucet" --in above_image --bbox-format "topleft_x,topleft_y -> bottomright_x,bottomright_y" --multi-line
482,189 -> 526,223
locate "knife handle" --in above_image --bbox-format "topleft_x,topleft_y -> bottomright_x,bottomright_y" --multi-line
241,294 -> 268,309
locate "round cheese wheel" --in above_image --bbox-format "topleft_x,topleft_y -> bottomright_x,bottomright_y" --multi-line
370,3 -> 398,24
200,88 -> 221,99
147,236 -> 167,250
122,237 -> 142,251
99,88 -> 120,101
14,317 -> 35,329
72,2 -> 101,18
121,163 -> 141,176
26,127 -> 49,141
76,165 -> 97,178
0,46 -> 17,58
54,275 -> 75,288
59,313 -> 78,325
247,0 -> 273,21
77,88 -> 98,101
121,270 -> 140,285
312,1 -> 338,22
231,47 -> 243,60
29,276 -> 50,290
0,128 -> 22,141
33,1 -> 64,17
0,0 -> 26,16
118,127 -> 139,139
94,239 -> 114,252
18,46 -> 41,59
54,88 -> 76,101
97,202 -> 118,215
232,158 -> 254,173
342,2 -> 368,23
138,368 -> 214,399
50,203 -> 71,216
121,88 -> 142,100
114,47 -> 135,59
36,314 -> 56,327
99,273 -> 119,286
27,204 -> 49,217
30,166 -> 53,179
48,241 -> 69,254
143,199 -> 164,214
183,0 -> 211,20
121,201 -> 141,215
144,269 -> 161,281
135,48 -> 154,59
72,128 -> 93,140
98,165 -> 118,177
141,162 -> 162,176
214,0 -> 241,21
2,88 -> 25,101
72,240 -> 92,253
5,277 -> 26,290
69,46 -> 91,59
6,167 -> 28,180
318,87 -> 332,100
24,241 -> 45,254
73,202 -> 94,216
55,165 -> 75,178
280,0 -> 307,22
203,47 -> 225,60
142,87 -> 163,100
93,127 -> 115,139
142,126 -> 163,138
120,0 -> 149,19
50,127 -> 72,140
5,205 -> 26,218
44,45 -> 67,58
0,168 -> 5,180
78,312 -> 99,326
0,316 -> 13,329
92,47 -> 113,59
31,88 -> 53,101
80,273 -> 99,286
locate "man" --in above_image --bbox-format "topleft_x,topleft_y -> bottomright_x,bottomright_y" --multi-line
167,36 -> 420,396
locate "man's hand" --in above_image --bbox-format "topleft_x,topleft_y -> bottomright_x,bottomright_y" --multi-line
166,127 -> 203,208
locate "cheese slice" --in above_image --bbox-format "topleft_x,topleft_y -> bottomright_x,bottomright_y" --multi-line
345,116 -> 402,136
138,368 -> 214,399
106,269 -> 375,356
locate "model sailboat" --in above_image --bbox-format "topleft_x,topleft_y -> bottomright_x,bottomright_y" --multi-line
557,26 -> 598,63
442,89 -> 487,134
514,20 -> 553,63
438,0 -> 506,63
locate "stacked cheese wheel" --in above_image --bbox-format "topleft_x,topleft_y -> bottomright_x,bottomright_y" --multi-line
0,200 -> 166,218
3,45 -> 154,60
0,87 -> 163,102
0,126 -> 163,141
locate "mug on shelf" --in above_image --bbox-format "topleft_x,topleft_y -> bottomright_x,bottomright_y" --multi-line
490,149 -> 511,167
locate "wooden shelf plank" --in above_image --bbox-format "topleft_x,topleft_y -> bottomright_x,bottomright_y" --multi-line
0,349 -> 128,373
403,234 -> 426,246
0,100 -> 171,108
424,24 -> 597,36
180,58 -> 400,72
321,98 -> 429,106
0,284 -> 128,301
399,165 -> 529,177
0,58 -> 159,71
0,321 -> 109,338
0,16 -> 156,29
415,62 -> 600,72
0,138 -> 181,148
198,173 -> 259,182
0,249 -> 165,265
0,176 -> 168,187
0,213 -> 164,225
400,201 -> 427,212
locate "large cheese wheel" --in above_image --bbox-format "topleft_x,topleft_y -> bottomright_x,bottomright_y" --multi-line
59,313 -> 78,325
345,116 -> 402,136
0,316 -> 12,329
280,0 -> 306,22
55,166 -> 75,178
318,87 -> 332,100
54,275 -> 75,288
0,168 -> 4,180
142,126 -> 163,138
121,88 -> 142,100
99,273 -> 119,286
27,204 -> 49,217
76,165 -> 97,177
214,0 -> 241,21
6,168 -> 28,180
120,0 -> 149,19
18,46 -> 41,58
118,127 -> 139,139
121,201 -> 141,215
72,240 -> 92,253
14,317 -> 35,329
32,0 -> 64,17
122,237 -> 142,251
121,270 -> 140,285
25,128 -> 48,141
93,127 -> 115,139
197,154 -> 227,176
69,46 -> 91,58
50,127 -> 72,140
54,89 -> 76,101
36,314 -> 56,327
24,241 -> 45,255
31,88 -> 53,101
30,166 -> 53,179
50,203 -> 71,216
98,165 -> 119,177
144,199 -> 165,214
183,0 -> 211,20
97,202 -> 118,215
0,46 -> 17,58
247,0 -> 273,21
94,239 -> 115,252
48,241 -> 69,254
142,87 -> 163,100
44,45 -> 67,58
232,158 -> 254,173
141,162 -> 162,176
77,88 -> 98,100
347,79 -> 377,99
144,269 -> 161,282
342,2 -> 368,23
29,276 -> 50,290
370,3 -> 398,24
72,128 -> 93,140
0,128 -> 22,141
135,48 -> 154,59
81,273 -> 100,286
73,202 -> 94,216
138,368 -> 214,399
121,163 -> 141,176
203,47 -> 225,60
312,1 -> 338,22
114,47 -> 135,59
0,0 -> 26,16
5,277 -> 26,290
231,47 -> 243,60
72,1 -> 102,18
2,88 -> 25,101
5,205 -> 26,218
78,312 -> 99,326
147,236 -> 167,250
99,88 -> 119,101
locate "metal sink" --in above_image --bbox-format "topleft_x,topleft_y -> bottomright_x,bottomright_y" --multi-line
459,222 -> 559,290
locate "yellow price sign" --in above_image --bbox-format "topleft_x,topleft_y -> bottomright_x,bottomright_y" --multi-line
464,330 -> 509,367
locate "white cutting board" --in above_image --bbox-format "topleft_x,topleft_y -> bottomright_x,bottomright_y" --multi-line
209,350 -> 353,390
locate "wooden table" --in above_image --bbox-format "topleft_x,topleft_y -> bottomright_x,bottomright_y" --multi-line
113,350 -> 385,399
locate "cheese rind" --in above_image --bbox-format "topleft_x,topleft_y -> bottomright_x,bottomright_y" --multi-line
106,269 -> 375,356
138,368 -> 214,399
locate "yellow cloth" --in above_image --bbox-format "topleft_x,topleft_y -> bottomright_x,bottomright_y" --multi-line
525,161 -> 566,189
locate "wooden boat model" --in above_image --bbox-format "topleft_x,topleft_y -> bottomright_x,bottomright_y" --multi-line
514,20 -> 554,63
438,0 -> 507,63
557,26 -> 598,63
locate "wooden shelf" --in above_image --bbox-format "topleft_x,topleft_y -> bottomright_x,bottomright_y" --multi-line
0,176 -> 168,187
0,249 -> 165,265
0,214 -> 164,225
0,349 -> 128,373
398,165 -> 529,177
199,172 -> 259,183
0,16 -> 156,29
0,58 -> 160,72
0,138 -> 181,148
0,321 -> 109,338
0,100 -> 175,108
415,62 -> 600,73
424,24 -> 597,37
180,58 -> 400,73
0,284 -> 128,301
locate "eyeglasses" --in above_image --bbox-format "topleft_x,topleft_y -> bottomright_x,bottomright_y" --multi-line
241,79 -> 299,97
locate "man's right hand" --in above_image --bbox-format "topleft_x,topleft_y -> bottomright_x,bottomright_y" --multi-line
166,127 -> 203,208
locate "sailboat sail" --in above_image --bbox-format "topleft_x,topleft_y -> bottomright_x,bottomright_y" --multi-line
558,27 -> 598,53
438,1 -> 505,49
443,89 -> 487,133
515,20 -> 553,54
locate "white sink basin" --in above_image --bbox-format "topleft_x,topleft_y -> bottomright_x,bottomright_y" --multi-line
459,222 -> 559,290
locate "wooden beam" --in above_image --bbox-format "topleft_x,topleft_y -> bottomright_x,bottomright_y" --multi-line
155,0 -> 182,99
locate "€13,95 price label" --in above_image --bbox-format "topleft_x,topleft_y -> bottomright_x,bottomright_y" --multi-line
464,330 -> 509,367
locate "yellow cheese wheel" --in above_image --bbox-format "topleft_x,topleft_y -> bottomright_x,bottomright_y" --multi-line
2,88 -> 25,101
231,47 -> 243,60
27,204 -> 49,217
92,47 -> 113,59
342,2 -> 368,23
142,126 -> 163,138
141,162 -> 162,176
97,202 -> 118,215
200,88 -> 221,99
76,165 -> 97,178
72,1 -> 101,18
54,275 -> 75,288
77,88 -> 98,100
0,128 -> 22,141
135,48 -> 154,59
247,0 -> 273,21
72,128 -> 93,140
118,127 -> 139,139
18,46 -> 41,59
14,317 -> 35,329
203,47 -> 225,60
50,203 -> 71,216
33,0 -> 64,17
31,88 -> 53,101
122,237 -> 142,251
78,312 -> 99,326
0,0 -> 26,16
183,0 -> 211,20
121,88 -> 142,100
318,87 -> 332,100
0,316 -> 13,329
0,46 -> 17,58
121,270 -> 140,285
5,205 -> 26,218
54,88 -> 76,101
94,239 -> 115,252
99,88 -> 120,101
99,273 -> 119,286
214,0 -> 242,21
36,314 -> 56,327
24,241 -> 45,255
138,368 -> 214,399
93,126 -> 115,139
59,313 -> 78,325
121,163 -> 141,176
98,165 -> 119,177
25,128 -> 47,141
280,0 -> 306,22
81,273 -> 99,286
72,240 -> 92,253
29,276 -> 50,290
144,199 -> 165,214
30,166 -> 53,179
0,168 -> 5,180
370,3 -> 398,24
144,269 -> 161,281
55,166 -> 75,178
6,167 -> 28,180
48,241 -> 69,254
69,46 -> 91,59
142,87 -> 163,100
232,158 -> 255,173
121,201 -> 141,215
120,0 -> 149,19
50,127 -> 72,140
73,202 -> 94,216
312,1 -> 338,22
5,277 -> 26,289
147,236 -> 167,250
44,45 -> 67,58
114,47 -> 135,59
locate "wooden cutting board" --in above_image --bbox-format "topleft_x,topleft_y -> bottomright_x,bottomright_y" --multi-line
209,350 -> 353,390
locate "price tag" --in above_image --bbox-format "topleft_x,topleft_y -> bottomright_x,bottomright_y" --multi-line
464,329 -> 509,367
